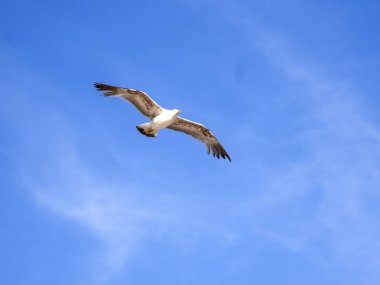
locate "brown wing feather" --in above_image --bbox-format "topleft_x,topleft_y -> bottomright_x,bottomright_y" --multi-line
94,83 -> 162,118
168,117 -> 231,161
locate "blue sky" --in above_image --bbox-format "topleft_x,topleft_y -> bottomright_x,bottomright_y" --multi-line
1,0 -> 380,284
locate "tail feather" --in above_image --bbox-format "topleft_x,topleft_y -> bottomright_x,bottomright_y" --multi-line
94,83 -> 123,96
136,124 -> 158,138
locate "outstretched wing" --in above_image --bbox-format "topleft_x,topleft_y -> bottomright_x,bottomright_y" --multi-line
168,117 -> 231,161
94,83 -> 162,119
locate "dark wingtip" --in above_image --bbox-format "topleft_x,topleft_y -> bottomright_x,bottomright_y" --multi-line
207,143 -> 231,162
94,82 -> 119,96
94,82 -> 105,91
224,151 -> 232,162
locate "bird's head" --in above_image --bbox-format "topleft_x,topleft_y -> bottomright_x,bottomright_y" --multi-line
174,109 -> 181,115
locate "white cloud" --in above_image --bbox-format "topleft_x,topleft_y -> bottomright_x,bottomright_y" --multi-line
181,1 -> 380,282
31,148 -> 225,283
0,59 -> 236,283
3,4 -> 380,283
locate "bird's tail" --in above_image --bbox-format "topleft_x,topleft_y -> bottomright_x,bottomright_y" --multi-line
94,83 -> 124,96
136,123 -> 158,138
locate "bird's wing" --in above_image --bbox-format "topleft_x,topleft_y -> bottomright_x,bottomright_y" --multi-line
168,117 -> 231,161
94,83 -> 162,119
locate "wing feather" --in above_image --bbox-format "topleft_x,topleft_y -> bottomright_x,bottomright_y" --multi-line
168,117 -> 231,161
94,83 -> 162,118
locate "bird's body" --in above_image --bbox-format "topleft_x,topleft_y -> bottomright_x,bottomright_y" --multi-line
94,83 -> 231,161
151,109 -> 181,131
137,109 -> 180,137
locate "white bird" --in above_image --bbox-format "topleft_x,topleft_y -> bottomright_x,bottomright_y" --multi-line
94,83 -> 231,161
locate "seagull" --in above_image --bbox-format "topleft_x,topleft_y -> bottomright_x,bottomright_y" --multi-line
94,83 -> 231,161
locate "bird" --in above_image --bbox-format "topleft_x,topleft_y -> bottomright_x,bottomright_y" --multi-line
94,83 -> 231,161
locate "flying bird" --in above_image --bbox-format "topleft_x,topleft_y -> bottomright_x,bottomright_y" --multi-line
94,83 -> 231,161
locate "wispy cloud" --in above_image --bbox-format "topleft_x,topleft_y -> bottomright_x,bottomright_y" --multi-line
33,153 -> 179,282
3,2 -> 380,283
0,57 -> 238,283
204,1 -> 380,281
31,149 -> 238,283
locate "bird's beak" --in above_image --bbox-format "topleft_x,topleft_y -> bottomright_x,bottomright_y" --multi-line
178,110 -> 182,114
